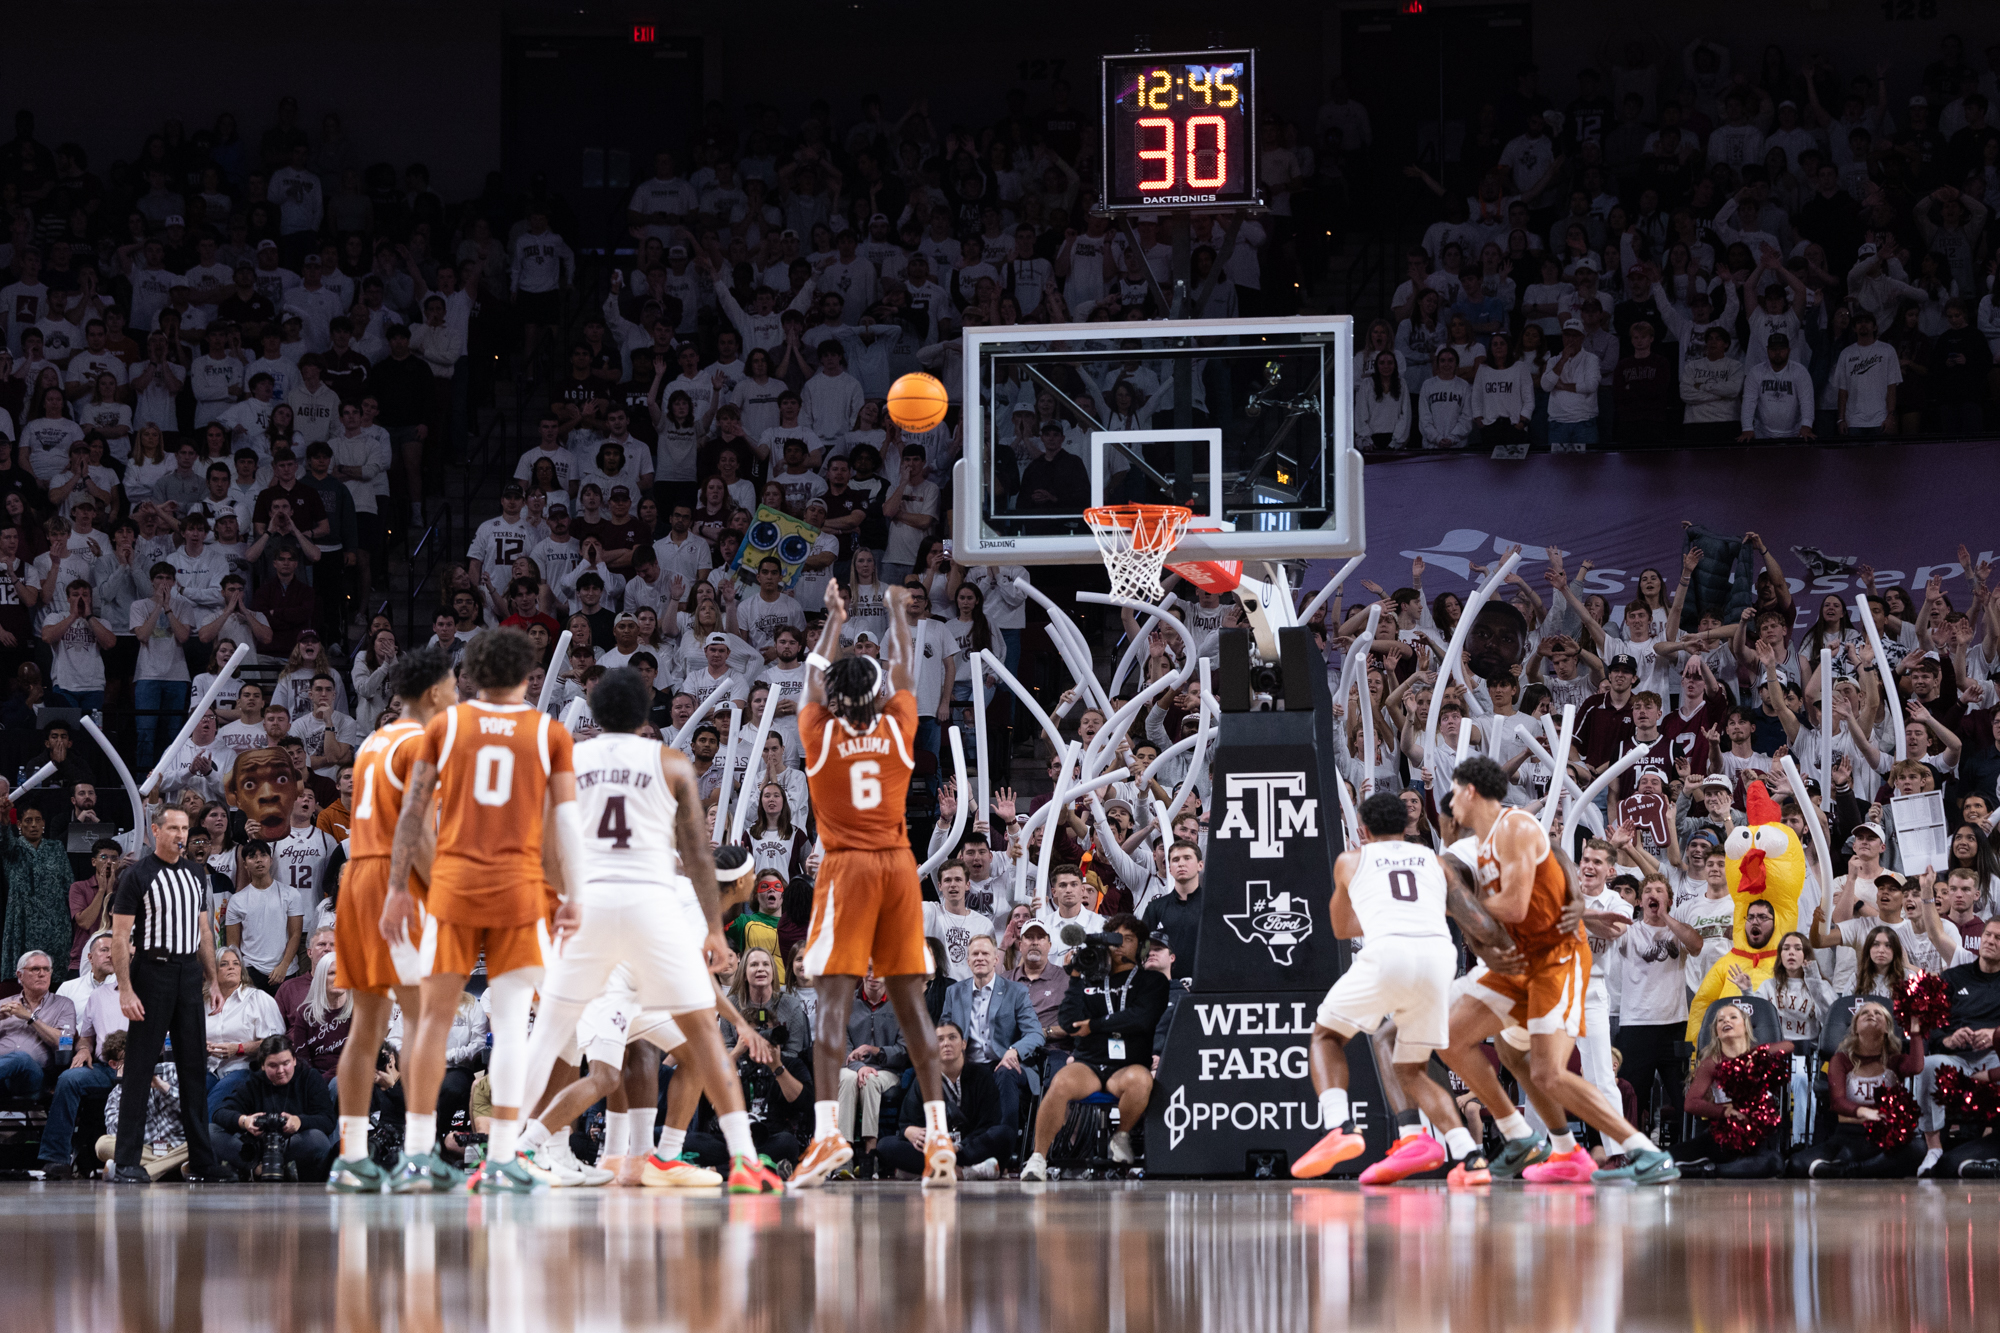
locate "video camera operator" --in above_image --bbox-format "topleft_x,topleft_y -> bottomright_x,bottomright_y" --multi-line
210,1034 -> 336,1181
1020,914 -> 1168,1181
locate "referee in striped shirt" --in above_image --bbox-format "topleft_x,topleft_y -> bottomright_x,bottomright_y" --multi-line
108,806 -> 228,1182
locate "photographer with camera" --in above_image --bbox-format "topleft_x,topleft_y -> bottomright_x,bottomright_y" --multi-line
696,963 -> 814,1172
1020,915 -> 1168,1181
209,1034 -> 336,1181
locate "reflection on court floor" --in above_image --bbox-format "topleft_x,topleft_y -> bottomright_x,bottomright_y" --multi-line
4,1181 -> 1998,1332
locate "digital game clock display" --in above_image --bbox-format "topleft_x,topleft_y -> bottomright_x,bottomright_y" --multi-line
1101,50 -> 1258,213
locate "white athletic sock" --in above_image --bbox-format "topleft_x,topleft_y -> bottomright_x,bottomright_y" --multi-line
719,1110 -> 755,1161
1549,1131 -> 1578,1155
602,1110 -> 630,1159
1620,1132 -> 1658,1157
406,1112 -> 437,1155
489,1119 -> 520,1165
1319,1088 -> 1349,1129
1495,1113 -> 1532,1141
814,1099 -> 839,1140
924,1100 -> 950,1138
1445,1127 -> 1478,1160
340,1116 -> 369,1161
517,1119 -> 551,1153
655,1125 -> 687,1161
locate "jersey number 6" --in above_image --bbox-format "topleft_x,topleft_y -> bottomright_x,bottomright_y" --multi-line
850,760 -> 882,810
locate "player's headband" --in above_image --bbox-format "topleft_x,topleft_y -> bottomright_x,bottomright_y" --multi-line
715,853 -> 757,885
866,655 -> 885,699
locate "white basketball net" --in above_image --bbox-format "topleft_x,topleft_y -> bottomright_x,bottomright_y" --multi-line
1084,505 -> 1192,603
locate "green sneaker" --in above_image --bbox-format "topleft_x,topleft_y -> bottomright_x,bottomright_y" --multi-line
1487,1134 -> 1551,1180
1592,1148 -> 1681,1185
473,1157 -> 543,1194
389,1152 -> 470,1195
327,1154 -> 393,1193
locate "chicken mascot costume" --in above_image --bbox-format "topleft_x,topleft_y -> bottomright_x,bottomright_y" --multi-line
1685,781 -> 1808,1042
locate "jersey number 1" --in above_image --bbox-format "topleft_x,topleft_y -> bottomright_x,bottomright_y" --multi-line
597,795 -> 632,849
1389,869 -> 1419,902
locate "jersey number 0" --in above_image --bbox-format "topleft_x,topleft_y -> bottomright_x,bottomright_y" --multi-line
473,746 -> 515,806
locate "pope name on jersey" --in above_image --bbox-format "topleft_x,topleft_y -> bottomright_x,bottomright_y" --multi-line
420,699 -> 574,929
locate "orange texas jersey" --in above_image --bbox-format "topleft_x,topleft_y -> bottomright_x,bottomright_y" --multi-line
800,691 -> 919,852
1474,806 -> 1580,958
348,722 -> 424,863
417,700 -> 575,925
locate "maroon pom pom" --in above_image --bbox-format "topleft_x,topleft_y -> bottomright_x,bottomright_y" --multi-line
1867,1084 -> 1920,1152
1712,1044 -> 1789,1153
1935,1066 -> 2000,1122
1896,972 -> 1952,1036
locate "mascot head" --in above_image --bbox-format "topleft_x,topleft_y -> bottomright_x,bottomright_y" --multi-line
1723,782 -> 1807,931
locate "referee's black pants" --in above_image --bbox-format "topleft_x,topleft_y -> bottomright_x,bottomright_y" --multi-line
116,953 -> 222,1173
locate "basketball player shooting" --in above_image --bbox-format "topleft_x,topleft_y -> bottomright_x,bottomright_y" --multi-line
788,582 -> 957,1190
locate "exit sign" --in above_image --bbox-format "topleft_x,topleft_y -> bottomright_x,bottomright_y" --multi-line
631,24 -> 656,42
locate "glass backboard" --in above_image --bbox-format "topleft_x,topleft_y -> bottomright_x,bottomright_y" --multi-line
951,315 -> 1362,566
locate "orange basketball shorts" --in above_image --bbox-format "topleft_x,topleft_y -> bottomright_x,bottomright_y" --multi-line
797,846 -> 929,980
334,856 -> 402,995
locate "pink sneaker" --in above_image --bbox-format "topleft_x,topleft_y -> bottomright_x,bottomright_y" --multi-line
1359,1133 -> 1448,1185
1521,1147 -> 1597,1183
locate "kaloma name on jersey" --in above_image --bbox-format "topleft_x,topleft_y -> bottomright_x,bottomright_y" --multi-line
836,732 -> 894,760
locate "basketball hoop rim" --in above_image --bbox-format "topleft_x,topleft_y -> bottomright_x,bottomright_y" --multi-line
1082,504 -> 1194,550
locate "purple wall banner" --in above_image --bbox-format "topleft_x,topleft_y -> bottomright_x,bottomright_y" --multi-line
1307,441 -> 1998,624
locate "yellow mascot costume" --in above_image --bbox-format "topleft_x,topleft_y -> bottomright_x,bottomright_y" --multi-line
1684,781 -> 1807,1042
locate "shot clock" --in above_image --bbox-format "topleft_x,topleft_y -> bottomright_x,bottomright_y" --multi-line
1100,49 -> 1258,213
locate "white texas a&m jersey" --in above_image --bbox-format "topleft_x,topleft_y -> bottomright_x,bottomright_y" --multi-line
1345,840 -> 1450,941
572,731 -> 680,905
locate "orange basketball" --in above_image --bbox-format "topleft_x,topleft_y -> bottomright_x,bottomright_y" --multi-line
887,372 -> 949,432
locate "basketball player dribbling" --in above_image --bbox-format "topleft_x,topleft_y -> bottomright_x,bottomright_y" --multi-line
327,644 -> 461,1193
788,583 -> 956,1190
1437,757 -> 1679,1185
1292,791 -> 1525,1185
383,628 -> 589,1194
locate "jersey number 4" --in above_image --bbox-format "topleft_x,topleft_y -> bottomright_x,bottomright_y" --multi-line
850,760 -> 882,810
597,795 -> 632,849
1388,869 -> 1419,902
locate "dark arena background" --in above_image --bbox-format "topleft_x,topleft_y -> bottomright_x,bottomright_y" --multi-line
0,1 -> 1998,1329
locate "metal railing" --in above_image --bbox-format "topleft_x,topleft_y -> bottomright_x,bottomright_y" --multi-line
402,503 -> 455,643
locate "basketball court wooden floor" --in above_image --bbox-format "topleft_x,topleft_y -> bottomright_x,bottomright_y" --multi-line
4,1180 -> 1995,1331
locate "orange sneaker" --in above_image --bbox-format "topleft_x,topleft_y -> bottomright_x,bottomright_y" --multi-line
1291,1127 -> 1369,1179
1446,1155 -> 1492,1188
1522,1147 -> 1597,1184
787,1133 -> 854,1191
921,1135 -> 958,1189
727,1154 -> 784,1194
1359,1133 -> 1447,1185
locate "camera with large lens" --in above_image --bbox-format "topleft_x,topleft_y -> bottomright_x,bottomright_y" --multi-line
1061,925 -> 1128,978
252,1112 -> 290,1181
